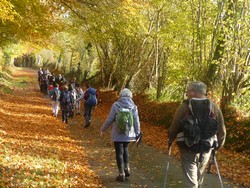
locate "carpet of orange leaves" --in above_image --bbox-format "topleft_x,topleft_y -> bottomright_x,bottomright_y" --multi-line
0,67 -> 249,187
0,68 -> 103,187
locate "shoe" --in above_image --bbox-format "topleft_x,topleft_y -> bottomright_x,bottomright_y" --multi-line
65,119 -> 68,124
116,174 -> 125,182
84,122 -> 90,128
124,169 -> 130,177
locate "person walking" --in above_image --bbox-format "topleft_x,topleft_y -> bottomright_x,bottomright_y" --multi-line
83,83 -> 98,128
68,83 -> 77,118
59,85 -> 72,124
168,81 -> 226,188
100,88 -> 141,182
75,84 -> 86,115
49,84 -> 60,117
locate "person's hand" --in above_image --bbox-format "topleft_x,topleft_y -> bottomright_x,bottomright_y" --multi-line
135,132 -> 142,141
212,141 -> 219,150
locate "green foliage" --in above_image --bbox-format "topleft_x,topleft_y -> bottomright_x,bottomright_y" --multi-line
145,84 -> 184,102
1,0 -> 250,119
231,89 -> 250,117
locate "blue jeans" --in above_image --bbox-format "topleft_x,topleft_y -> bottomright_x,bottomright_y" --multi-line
84,103 -> 94,124
114,142 -> 130,174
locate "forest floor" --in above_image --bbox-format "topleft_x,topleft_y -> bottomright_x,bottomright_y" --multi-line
0,67 -> 248,188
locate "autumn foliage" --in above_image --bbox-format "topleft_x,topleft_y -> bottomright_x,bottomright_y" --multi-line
97,90 -> 250,188
0,68 -> 103,187
0,67 -> 249,187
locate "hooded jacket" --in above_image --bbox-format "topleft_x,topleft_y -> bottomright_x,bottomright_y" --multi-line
101,96 -> 140,142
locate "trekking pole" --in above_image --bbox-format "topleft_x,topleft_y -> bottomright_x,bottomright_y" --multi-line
163,143 -> 172,188
212,149 -> 224,188
207,153 -> 214,174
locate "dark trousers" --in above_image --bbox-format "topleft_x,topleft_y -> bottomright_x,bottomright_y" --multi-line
62,110 -> 69,122
84,103 -> 94,124
114,142 -> 130,174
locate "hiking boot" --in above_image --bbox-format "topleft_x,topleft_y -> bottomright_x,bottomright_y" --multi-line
124,168 -> 130,177
65,119 -> 68,124
116,174 -> 125,182
84,122 -> 90,128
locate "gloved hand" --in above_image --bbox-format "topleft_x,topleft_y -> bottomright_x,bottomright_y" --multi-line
135,132 -> 142,140
135,132 -> 142,147
212,141 -> 219,150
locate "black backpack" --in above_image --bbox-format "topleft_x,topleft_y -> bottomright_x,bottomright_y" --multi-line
177,98 -> 219,155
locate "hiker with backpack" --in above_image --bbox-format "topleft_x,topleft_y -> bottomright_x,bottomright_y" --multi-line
59,85 -> 72,124
168,81 -> 226,188
82,83 -> 98,128
49,84 -> 60,117
37,67 -> 43,82
74,84 -> 86,115
100,88 -> 141,182
68,83 -> 77,118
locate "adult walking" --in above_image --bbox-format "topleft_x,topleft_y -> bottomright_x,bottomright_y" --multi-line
168,81 -> 226,188
83,83 -> 98,128
49,84 -> 60,117
59,85 -> 72,124
75,84 -> 86,115
100,88 -> 141,182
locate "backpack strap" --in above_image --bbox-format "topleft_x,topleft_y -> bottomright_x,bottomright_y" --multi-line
115,103 -> 134,113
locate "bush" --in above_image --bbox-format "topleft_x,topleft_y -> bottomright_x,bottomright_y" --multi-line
223,107 -> 250,154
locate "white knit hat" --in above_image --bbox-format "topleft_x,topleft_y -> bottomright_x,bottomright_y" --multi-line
120,88 -> 132,98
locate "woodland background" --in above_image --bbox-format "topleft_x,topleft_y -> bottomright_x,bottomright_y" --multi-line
0,0 -> 249,180
1,0 -> 250,151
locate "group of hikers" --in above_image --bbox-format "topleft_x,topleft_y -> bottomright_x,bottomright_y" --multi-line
37,67 -> 98,127
37,68 -> 227,188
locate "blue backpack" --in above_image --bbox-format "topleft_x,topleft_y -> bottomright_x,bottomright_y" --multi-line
61,91 -> 71,105
86,88 -> 97,106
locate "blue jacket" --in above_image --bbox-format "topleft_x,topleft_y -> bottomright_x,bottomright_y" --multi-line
100,97 -> 140,142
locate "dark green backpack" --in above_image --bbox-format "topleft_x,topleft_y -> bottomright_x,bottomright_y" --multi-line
116,107 -> 134,134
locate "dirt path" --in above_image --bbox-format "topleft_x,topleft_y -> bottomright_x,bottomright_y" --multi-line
1,67 -> 245,188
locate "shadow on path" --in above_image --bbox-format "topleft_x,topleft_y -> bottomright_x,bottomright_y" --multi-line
66,115 -> 244,188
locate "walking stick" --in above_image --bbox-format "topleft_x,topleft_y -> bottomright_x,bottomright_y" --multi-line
163,143 -> 172,188
212,149 -> 224,188
207,153 -> 214,174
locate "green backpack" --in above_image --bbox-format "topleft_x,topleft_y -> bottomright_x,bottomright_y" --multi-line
116,107 -> 134,134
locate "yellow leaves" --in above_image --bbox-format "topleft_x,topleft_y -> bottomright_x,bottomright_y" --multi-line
0,0 -> 21,23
